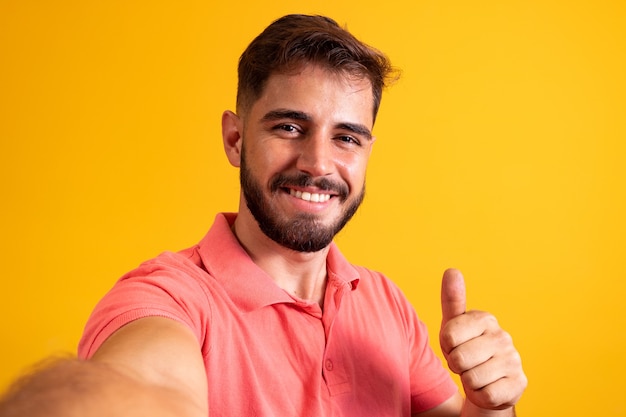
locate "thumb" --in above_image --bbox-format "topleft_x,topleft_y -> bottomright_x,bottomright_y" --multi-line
441,268 -> 467,325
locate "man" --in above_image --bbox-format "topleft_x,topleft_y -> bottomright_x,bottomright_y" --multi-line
1,14 -> 526,417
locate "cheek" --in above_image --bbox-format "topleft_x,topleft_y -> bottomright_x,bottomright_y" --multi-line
248,143 -> 295,178
338,154 -> 369,188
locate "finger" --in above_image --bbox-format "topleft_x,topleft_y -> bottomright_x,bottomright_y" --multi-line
464,373 -> 527,410
439,310 -> 496,357
441,268 -> 466,326
459,343 -> 520,392
444,329 -> 497,374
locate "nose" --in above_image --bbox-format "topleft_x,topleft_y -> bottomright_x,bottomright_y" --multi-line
295,134 -> 333,177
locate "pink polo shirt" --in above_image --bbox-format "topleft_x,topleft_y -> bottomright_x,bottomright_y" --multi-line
79,213 -> 457,416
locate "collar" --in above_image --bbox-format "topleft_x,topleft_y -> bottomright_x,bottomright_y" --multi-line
196,213 -> 360,312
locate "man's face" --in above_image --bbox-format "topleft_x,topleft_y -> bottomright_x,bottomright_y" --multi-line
239,65 -> 375,252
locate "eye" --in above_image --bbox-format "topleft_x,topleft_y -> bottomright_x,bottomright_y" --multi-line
279,124 -> 297,132
335,135 -> 361,146
272,123 -> 302,137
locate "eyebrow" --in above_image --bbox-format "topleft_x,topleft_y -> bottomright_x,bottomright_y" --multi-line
261,109 -> 311,122
261,109 -> 373,141
337,122 -> 373,141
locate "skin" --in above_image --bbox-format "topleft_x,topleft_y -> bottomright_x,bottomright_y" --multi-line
223,65 -> 527,416
432,269 -> 527,417
90,317 -> 208,417
71,64 -> 527,416
221,65 -> 375,305
0,356 -> 203,417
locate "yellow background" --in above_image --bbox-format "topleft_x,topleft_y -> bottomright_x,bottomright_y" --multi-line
1,1 -> 625,416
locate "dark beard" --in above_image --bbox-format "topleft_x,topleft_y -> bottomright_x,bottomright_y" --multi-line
240,149 -> 365,253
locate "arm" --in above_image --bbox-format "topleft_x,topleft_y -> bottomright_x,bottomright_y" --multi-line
415,394 -> 521,417
0,319 -> 208,417
414,392 -> 464,417
0,358 -> 165,417
0,317 -> 208,417
90,316 -> 208,416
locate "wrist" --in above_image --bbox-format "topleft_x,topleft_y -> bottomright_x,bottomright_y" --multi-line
462,400 -> 516,417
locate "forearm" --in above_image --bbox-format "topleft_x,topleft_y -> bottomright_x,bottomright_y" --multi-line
0,357 -> 203,417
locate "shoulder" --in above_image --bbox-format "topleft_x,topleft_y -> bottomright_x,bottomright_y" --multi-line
346,264 -> 423,328
126,246 -> 205,281
79,248 -> 214,359
327,243 -> 406,299
351,264 -> 409,304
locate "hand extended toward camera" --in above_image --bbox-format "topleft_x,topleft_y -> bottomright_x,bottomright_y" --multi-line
439,269 -> 527,415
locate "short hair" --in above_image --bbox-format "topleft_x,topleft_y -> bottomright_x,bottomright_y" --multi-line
236,14 -> 398,122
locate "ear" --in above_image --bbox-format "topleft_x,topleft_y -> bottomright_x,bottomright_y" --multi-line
368,136 -> 376,156
222,110 -> 243,167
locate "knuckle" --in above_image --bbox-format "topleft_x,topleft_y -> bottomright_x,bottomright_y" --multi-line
478,385 -> 505,409
460,369 -> 480,390
439,330 -> 459,354
508,348 -> 523,367
497,329 -> 513,344
484,313 -> 499,327
447,349 -> 466,374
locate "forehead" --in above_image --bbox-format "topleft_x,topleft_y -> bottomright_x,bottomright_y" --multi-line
249,65 -> 375,127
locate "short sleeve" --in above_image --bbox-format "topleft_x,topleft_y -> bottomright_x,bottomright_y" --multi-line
409,318 -> 458,412
78,251 -> 211,358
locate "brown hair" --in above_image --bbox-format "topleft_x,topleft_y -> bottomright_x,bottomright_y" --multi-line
236,14 -> 398,122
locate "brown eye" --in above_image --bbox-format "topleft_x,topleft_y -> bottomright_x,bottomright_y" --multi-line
280,125 -> 297,132
336,135 -> 360,146
273,124 -> 301,135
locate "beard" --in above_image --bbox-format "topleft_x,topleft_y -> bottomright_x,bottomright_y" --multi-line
240,148 -> 365,253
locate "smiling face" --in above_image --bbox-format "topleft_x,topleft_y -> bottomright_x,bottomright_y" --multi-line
225,64 -> 376,252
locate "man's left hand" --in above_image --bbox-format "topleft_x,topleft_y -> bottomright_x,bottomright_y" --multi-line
439,268 -> 528,411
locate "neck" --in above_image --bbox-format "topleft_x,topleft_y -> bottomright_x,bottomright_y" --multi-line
232,211 -> 330,307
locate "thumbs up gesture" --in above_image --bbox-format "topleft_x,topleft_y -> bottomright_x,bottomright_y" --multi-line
440,269 -> 527,412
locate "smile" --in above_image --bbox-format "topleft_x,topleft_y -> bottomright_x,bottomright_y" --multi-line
289,189 -> 332,203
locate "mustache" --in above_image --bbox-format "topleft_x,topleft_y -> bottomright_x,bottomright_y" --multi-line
270,173 -> 349,200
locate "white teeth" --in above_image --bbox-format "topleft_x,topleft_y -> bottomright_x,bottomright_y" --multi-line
289,189 -> 331,203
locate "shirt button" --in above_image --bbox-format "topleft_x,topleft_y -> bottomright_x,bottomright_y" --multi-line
325,359 -> 334,371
